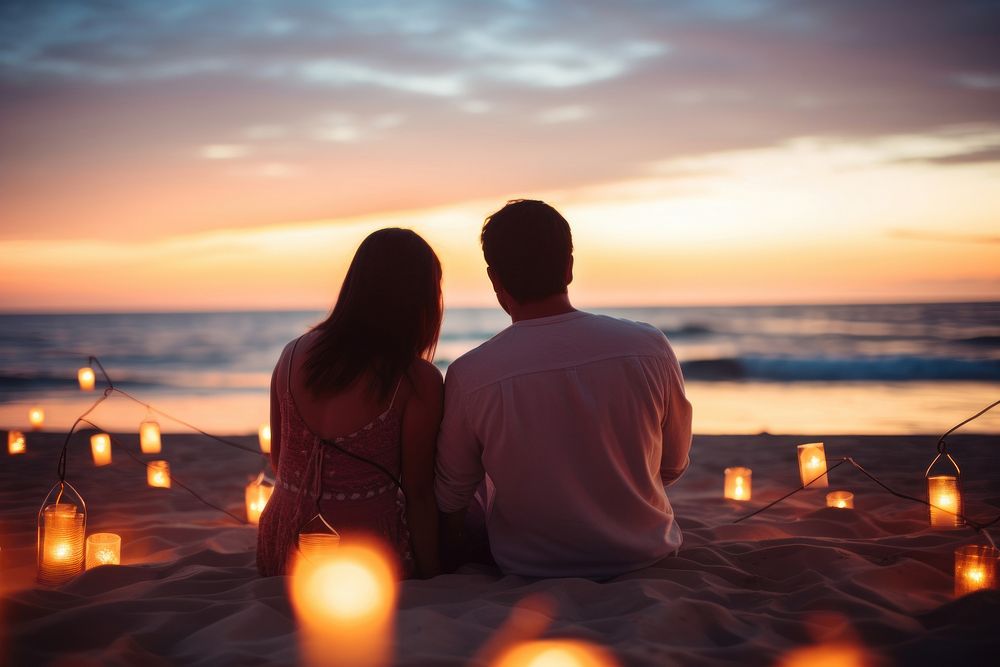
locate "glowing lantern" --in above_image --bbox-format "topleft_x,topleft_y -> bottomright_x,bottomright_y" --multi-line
246,473 -> 274,525
85,532 -> 122,570
258,423 -> 272,453
147,460 -> 171,488
927,475 -> 964,528
724,467 -> 752,501
797,442 -> 829,488
28,406 -> 45,430
290,540 -> 397,667
826,491 -> 854,509
8,430 -> 26,455
954,545 -> 999,597
37,482 -> 86,586
90,433 -> 112,466
78,367 -> 96,391
140,420 -> 162,454
491,640 -> 621,667
299,531 -> 342,561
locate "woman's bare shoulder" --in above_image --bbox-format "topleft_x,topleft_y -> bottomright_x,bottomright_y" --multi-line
405,359 -> 443,405
408,358 -> 443,387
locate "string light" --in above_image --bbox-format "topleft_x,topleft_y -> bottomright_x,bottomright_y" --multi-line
28,406 -> 45,430
8,430 -> 26,455
22,355 -> 1000,602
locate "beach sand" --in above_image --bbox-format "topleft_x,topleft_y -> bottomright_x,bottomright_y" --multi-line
1,432 -> 998,666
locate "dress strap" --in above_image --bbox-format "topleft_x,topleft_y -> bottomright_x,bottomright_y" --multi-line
387,376 -> 403,412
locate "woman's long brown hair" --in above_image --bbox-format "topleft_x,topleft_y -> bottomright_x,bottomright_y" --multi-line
304,228 -> 442,400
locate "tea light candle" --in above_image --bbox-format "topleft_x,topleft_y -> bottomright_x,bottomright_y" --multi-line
147,460 -> 171,488
826,491 -> 854,509
246,477 -> 274,525
927,475 -> 964,528
38,503 -> 85,585
492,639 -> 620,667
954,545 -> 998,597
797,442 -> 829,488
258,423 -> 272,454
85,532 -> 122,569
28,406 -> 45,430
290,540 -> 396,667
8,430 -> 26,455
78,367 -> 96,391
724,467 -> 752,501
90,433 -> 112,466
139,420 -> 161,454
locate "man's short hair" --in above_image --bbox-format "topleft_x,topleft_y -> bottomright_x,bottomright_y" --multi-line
480,200 -> 574,303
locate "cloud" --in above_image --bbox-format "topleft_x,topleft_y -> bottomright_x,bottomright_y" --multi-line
954,73 -> 1000,90
200,144 -> 251,159
888,229 -> 1000,244
537,105 -> 592,124
3,0 -> 1000,241
901,145 -> 1000,166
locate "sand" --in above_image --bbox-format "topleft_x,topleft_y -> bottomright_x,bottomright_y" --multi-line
1,431 -> 998,666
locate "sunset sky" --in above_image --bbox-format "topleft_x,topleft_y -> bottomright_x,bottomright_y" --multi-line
1,1 -> 998,311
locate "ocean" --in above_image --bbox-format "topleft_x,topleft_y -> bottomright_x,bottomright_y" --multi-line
1,302 -> 998,435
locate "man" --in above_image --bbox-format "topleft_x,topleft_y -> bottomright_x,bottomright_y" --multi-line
435,200 -> 692,578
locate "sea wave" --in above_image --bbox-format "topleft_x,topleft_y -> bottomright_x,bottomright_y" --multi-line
681,356 -> 1000,382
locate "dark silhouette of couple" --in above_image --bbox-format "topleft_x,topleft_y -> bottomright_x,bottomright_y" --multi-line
257,200 -> 692,580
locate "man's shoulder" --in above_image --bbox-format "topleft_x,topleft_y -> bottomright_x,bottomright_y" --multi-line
445,326 -> 516,383
583,312 -> 672,354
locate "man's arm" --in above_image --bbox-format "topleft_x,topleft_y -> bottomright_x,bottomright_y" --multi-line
660,343 -> 693,486
434,366 -> 485,568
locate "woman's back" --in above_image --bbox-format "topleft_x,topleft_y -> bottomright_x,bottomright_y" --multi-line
255,227 -> 444,579
256,333 -> 415,577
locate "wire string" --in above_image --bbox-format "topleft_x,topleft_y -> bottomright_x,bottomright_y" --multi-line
79,419 -> 248,525
51,359 -> 1000,542
733,398 -> 1000,547
52,356 -> 266,523
111,386 -> 264,457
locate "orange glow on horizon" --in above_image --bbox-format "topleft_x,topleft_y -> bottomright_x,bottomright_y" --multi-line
1,134 -> 998,311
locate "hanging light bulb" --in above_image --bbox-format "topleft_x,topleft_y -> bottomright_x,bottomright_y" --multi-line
28,406 -> 45,430
78,367 -> 96,391
139,418 -> 161,454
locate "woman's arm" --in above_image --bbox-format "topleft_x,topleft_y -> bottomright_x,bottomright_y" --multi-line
268,351 -> 285,472
400,359 -> 444,578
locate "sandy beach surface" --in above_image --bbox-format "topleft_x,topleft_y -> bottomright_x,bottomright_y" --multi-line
1,432 -> 998,666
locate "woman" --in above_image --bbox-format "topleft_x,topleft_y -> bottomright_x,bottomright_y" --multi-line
257,228 -> 443,578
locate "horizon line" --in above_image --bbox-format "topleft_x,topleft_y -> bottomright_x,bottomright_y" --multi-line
0,296 -> 996,317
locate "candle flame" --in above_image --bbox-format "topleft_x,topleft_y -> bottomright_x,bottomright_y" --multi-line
967,568 -> 984,583
258,423 -> 272,453
78,367 -> 96,390
809,456 -> 820,468
492,640 -> 620,667
836,501 -> 846,508
289,539 -> 397,667
97,549 -> 115,564
8,431 -> 26,454
53,543 -> 71,560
